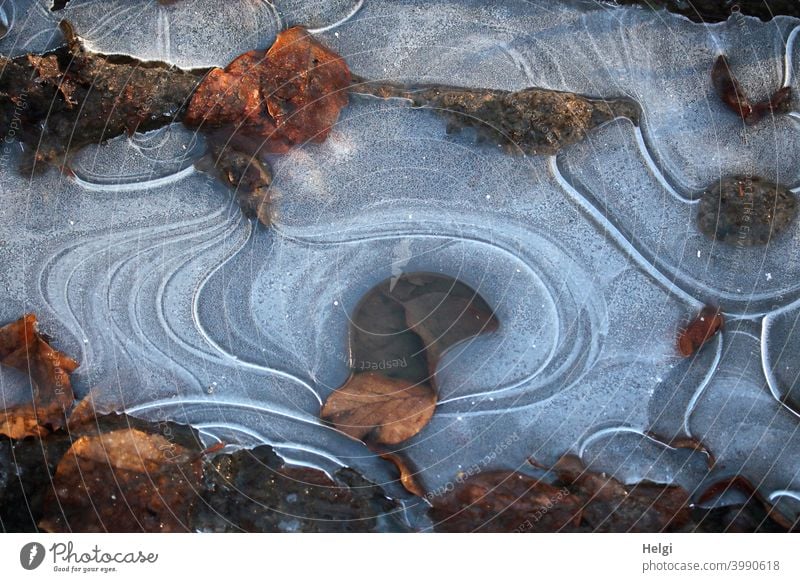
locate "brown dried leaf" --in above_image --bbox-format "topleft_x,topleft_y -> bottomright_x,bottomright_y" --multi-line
0,314 -> 78,439
378,451 -> 426,498
352,78 -> 639,155
430,455 -> 695,532
183,26 -> 351,155
697,475 -> 797,531
67,387 -> 116,428
711,55 -> 753,121
40,428 -> 203,532
551,454 -> 693,532
322,273 -> 496,448
348,272 -> 499,387
677,305 -> 724,357
712,55 -> 792,125
430,471 -> 582,532
402,291 -> 499,379
696,175 -> 797,247
321,372 -> 436,445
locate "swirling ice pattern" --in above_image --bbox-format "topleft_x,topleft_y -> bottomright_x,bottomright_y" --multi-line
32,196 -> 408,486
2,0 -> 800,517
267,218 -> 607,408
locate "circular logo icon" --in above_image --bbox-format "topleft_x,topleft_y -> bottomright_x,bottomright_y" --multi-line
19,542 -> 46,570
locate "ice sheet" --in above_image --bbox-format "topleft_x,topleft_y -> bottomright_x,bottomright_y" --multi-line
1,0 -> 799,522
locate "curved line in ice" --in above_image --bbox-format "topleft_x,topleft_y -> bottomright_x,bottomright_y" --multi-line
71,164 -> 196,192
307,0 -> 365,35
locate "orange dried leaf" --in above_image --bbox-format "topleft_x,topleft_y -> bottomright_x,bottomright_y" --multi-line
677,306 -> 724,357
0,314 -> 78,439
379,451 -> 426,498
183,26 -> 351,155
321,372 -> 436,445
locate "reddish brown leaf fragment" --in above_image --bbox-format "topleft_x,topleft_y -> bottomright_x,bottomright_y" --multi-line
712,55 -> 753,121
378,451 -> 426,498
0,314 -> 78,439
645,432 -> 716,469
430,471 -> 582,533
402,291 -> 499,380
697,475 -> 796,531
677,306 -> 723,357
40,429 -> 203,532
712,55 -> 792,125
201,442 -> 227,457
321,372 -> 436,445
551,455 -> 692,532
752,85 -> 793,120
183,26 -> 351,155
0,313 -> 37,359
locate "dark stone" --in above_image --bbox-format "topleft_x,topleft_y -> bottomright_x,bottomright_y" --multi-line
697,176 -> 797,246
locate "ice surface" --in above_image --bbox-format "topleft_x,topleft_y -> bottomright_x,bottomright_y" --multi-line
1,0 -> 800,524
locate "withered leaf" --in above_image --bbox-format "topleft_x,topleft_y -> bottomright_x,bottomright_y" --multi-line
696,175 -> 797,247
550,454 -> 693,532
697,475 -> 797,531
711,55 -> 792,125
711,55 -> 753,121
184,26 -> 351,155
378,450 -> 426,498
348,272 -> 499,387
430,455 -> 694,532
677,305 -> 723,357
321,372 -> 436,445
645,431 -> 716,468
402,291 -> 498,379
430,471 -> 582,533
0,314 -> 78,439
40,428 -> 203,532
322,273 -> 497,446
352,77 -> 639,156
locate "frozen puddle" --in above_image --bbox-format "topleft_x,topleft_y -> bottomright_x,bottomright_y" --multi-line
1,0 -> 800,521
